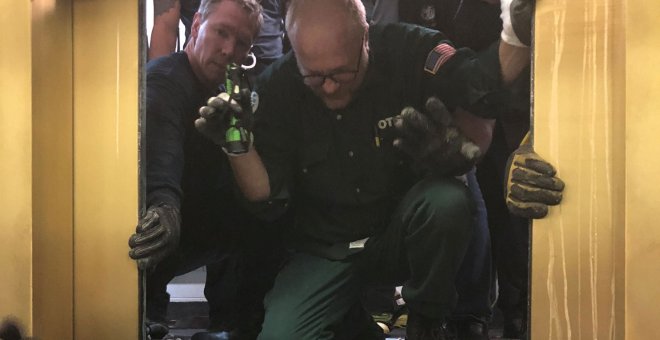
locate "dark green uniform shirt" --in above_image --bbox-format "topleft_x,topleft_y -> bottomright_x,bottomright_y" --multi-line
252,23 -> 504,259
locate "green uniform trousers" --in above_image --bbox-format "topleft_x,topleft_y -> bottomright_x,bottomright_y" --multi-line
258,177 -> 475,340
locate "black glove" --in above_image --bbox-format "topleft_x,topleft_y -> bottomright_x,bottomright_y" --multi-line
504,134 -> 565,218
128,203 -> 181,270
195,88 -> 254,148
394,97 -> 481,177
1,317 -> 31,340
501,0 -> 534,47
511,0 -> 534,47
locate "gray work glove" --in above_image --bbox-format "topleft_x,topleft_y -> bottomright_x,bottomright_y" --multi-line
128,203 -> 181,270
394,97 -> 481,177
195,88 -> 254,148
504,133 -> 565,218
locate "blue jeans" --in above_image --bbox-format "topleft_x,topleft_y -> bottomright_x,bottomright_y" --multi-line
452,168 -> 494,323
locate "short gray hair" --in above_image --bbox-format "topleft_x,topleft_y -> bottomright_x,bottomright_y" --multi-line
284,0 -> 368,35
198,0 -> 264,34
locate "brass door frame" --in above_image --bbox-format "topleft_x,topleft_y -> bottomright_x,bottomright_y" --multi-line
31,0 -> 141,339
0,0 -> 34,331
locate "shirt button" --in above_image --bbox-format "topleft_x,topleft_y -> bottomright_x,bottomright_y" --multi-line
336,114 -> 343,120
348,151 -> 354,157
355,187 -> 361,193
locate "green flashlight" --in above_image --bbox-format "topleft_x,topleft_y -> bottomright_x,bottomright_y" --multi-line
224,63 -> 250,154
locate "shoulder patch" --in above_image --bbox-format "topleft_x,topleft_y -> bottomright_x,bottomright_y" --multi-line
424,43 -> 457,75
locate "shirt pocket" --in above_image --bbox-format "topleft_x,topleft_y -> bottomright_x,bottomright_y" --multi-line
298,142 -> 333,198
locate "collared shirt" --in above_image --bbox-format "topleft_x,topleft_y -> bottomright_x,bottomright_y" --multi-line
252,23 -> 505,259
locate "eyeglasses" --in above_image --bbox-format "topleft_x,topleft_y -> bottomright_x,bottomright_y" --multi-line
300,37 -> 364,88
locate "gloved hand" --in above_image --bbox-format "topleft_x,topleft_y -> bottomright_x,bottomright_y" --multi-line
504,133 -> 565,218
128,203 -> 181,270
501,0 -> 534,47
195,87 -> 254,149
394,97 -> 481,177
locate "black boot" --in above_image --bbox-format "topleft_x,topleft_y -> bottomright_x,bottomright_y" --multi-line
406,312 -> 454,340
448,318 -> 489,340
502,317 -> 527,339
145,319 -> 170,340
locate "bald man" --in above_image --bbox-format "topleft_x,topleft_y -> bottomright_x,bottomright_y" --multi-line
195,0 -> 528,339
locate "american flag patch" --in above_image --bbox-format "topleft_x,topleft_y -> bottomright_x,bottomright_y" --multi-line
424,43 -> 456,75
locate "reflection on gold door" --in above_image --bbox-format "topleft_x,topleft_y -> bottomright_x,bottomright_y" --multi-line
72,0 -> 140,339
32,0 -> 140,339
533,0 -> 660,339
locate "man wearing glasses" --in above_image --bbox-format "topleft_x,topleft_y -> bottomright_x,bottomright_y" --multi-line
195,0 -> 532,338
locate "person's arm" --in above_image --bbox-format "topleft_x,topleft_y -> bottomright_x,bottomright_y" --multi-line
149,0 -> 181,60
453,107 -> 496,155
195,58 -> 299,207
499,42 -> 530,86
226,146 -> 271,201
128,72 -> 186,269
144,75 -> 186,208
499,0 -> 533,84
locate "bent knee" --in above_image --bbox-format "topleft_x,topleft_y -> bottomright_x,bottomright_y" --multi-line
419,178 -> 474,215
403,177 -> 476,236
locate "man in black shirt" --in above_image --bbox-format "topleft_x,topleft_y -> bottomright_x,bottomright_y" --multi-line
196,0 -> 532,339
129,1 -> 282,339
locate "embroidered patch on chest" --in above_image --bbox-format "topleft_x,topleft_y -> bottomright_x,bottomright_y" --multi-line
424,43 -> 457,75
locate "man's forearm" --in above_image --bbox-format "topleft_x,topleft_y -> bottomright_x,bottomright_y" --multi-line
498,0 -> 533,85
149,25 -> 179,60
149,0 -> 181,60
228,146 -> 271,201
453,108 -> 496,155
499,40 -> 530,86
